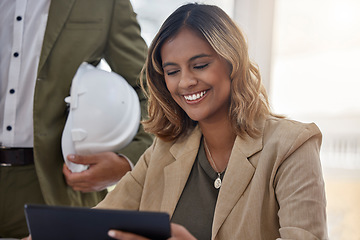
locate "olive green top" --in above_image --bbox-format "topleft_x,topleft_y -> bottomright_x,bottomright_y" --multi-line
171,138 -> 225,240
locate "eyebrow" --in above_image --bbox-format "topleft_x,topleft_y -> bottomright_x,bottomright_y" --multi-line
162,54 -> 212,68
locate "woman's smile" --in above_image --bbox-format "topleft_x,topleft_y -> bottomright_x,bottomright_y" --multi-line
183,90 -> 207,102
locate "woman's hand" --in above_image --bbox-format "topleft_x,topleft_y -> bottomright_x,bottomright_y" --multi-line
21,235 -> 31,240
108,229 -> 150,240
108,223 -> 197,240
169,223 -> 197,240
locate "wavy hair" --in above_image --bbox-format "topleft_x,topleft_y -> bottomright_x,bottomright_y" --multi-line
141,3 -> 273,141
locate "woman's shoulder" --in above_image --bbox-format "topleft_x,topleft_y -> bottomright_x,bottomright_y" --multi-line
264,115 -> 321,138
261,115 -> 322,154
257,115 -> 323,167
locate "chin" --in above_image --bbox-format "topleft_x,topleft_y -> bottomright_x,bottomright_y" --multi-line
186,113 -> 204,122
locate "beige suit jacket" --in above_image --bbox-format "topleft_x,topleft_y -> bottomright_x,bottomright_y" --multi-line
97,116 -> 328,240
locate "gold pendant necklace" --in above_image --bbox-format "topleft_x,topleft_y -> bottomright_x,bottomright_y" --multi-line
204,139 -> 222,189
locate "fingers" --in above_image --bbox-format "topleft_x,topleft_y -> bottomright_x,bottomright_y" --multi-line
108,230 -> 150,240
67,154 -> 98,165
169,223 -> 196,239
62,163 -> 93,192
21,235 -> 32,240
63,152 -> 131,192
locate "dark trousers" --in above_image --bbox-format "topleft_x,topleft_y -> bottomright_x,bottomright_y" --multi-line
0,164 -> 45,238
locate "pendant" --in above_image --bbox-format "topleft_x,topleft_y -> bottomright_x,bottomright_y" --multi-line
214,175 -> 222,189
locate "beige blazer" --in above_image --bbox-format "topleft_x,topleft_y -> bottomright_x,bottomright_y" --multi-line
97,116 -> 328,240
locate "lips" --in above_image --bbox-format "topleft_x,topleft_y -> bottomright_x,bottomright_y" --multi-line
183,90 -> 207,101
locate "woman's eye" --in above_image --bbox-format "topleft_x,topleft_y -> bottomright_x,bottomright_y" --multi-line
166,70 -> 179,76
194,63 -> 209,70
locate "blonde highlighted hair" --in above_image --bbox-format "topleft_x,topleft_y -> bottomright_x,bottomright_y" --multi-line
141,3 -> 273,141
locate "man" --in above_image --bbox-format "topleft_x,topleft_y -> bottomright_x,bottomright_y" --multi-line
0,0 -> 152,238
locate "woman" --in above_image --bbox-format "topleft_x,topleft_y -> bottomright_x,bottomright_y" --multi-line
98,3 -> 328,240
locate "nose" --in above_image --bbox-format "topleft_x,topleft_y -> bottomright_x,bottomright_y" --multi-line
178,70 -> 197,89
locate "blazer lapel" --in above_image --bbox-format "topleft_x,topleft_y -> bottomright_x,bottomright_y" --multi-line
38,0 -> 75,73
212,128 -> 264,238
160,127 -> 202,217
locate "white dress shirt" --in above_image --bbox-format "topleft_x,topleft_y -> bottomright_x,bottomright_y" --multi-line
0,0 -> 50,147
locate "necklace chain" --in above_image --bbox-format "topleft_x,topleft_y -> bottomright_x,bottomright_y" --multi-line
204,139 -> 220,174
204,138 -> 223,189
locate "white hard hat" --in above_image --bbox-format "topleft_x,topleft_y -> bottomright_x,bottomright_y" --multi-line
61,62 -> 141,172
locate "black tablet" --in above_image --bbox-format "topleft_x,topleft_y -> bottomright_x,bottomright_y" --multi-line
24,204 -> 171,240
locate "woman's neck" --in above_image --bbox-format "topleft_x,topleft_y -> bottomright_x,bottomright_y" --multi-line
199,119 -> 236,172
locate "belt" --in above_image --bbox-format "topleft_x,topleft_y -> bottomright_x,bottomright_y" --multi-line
0,147 -> 34,166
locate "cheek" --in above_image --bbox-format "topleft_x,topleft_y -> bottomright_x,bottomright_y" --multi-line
164,78 -> 177,95
218,79 -> 232,100
164,78 -> 179,102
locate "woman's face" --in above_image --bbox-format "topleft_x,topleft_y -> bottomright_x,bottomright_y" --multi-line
161,28 -> 231,124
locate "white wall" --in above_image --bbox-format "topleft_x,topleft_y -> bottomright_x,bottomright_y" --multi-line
233,0 -> 275,92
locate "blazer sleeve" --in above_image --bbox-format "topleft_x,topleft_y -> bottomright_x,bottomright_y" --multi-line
95,138 -> 156,210
104,0 -> 153,164
274,123 -> 328,239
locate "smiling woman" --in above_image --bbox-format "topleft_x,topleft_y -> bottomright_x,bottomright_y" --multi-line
94,3 -> 328,240
142,5 -> 271,142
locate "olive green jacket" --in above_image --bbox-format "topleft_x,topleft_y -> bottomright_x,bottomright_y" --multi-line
34,0 -> 152,207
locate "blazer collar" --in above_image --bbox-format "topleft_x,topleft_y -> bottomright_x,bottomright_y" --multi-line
160,126 -> 203,215
160,117 -> 266,230
212,118 -> 266,238
38,0 -> 76,73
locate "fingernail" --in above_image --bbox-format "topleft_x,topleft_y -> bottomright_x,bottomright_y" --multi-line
108,230 -> 116,238
68,154 -> 75,160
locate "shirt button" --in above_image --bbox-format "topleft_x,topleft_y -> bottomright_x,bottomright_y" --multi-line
6,126 -> 12,131
16,16 -> 22,21
13,52 -> 19,57
9,89 -> 15,94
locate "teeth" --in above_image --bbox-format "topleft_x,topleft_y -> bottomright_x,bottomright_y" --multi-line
184,91 -> 206,101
